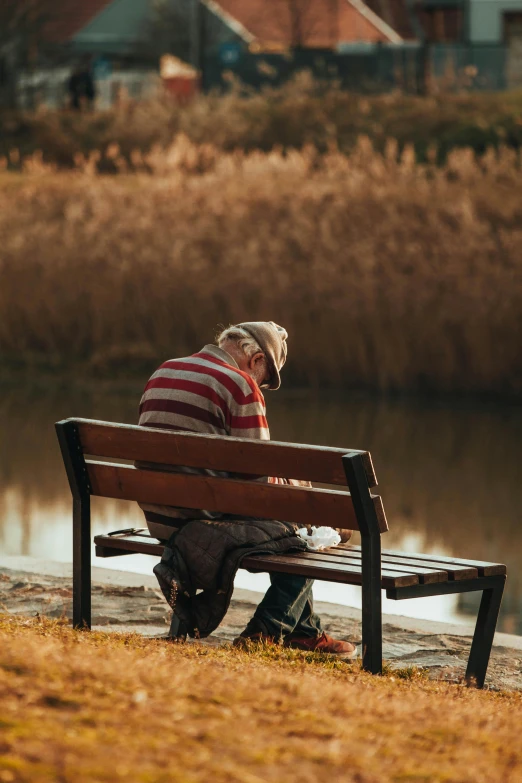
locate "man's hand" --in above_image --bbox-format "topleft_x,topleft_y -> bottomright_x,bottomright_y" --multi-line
335,528 -> 353,544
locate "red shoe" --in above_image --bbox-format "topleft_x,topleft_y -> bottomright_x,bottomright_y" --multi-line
233,631 -> 277,649
284,631 -> 358,660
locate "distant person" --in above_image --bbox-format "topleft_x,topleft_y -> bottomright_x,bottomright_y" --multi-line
68,59 -> 96,111
137,321 -> 358,659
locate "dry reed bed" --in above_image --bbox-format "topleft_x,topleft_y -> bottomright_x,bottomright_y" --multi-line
1,137 -> 521,395
0,615 -> 521,783
2,83 -> 522,166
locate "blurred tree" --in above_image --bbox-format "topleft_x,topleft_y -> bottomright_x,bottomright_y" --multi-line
143,0 -> 194,65
0,0 -> 56,108
143,0 -> 232,74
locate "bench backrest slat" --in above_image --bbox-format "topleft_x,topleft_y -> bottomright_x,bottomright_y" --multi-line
87,460 -> 388,533
76,419 -> 377,488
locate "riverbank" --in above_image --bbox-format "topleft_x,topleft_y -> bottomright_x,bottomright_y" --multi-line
1,557 -> 521,692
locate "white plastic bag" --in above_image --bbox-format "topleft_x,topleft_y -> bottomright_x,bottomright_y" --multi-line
296,526 -> 341,551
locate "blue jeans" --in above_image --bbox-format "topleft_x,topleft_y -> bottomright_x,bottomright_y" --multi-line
246,573 -> 323,640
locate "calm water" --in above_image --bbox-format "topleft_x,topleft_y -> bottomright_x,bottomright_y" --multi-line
1,382 -> 521,633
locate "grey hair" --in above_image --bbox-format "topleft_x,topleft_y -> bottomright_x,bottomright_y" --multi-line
217,326 -> 263,359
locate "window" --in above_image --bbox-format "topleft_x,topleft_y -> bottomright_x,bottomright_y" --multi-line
418,5 -> 464,43
504,12 -> 522,45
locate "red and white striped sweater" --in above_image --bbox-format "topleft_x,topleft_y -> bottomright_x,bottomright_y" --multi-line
139,344 -> 269,439
137,344 -> 271,540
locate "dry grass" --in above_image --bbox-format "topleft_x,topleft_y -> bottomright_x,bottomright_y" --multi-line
2,82 -> 522,166
0,615 -> 521,783
1,137 -> 522,395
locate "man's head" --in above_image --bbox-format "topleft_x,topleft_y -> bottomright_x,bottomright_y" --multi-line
216,321 -> 288,390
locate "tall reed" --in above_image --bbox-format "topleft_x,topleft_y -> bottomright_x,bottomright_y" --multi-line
2,80 -> 522,167
1,136 -> 521,395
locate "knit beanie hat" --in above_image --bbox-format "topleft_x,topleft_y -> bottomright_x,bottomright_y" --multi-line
238,321 -> 288,390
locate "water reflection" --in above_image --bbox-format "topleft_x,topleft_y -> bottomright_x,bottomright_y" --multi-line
1,383 -> 521,633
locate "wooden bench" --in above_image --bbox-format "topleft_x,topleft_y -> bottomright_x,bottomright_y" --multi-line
56,417 -> 507,688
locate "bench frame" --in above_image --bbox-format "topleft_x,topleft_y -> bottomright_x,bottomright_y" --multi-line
56,418 -> 506,688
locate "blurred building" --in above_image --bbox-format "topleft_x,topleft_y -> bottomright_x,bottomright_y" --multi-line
366,0 -> 522,45
200,0 -> 522,90
213,0 -> 402,50
1,0 -> 406,108
1,0 -> 521,106
472,0 -> 522,45
366,0 -> 522,86
0,0 -> 247,108
471,0 -> 522,86
0,0 -> 160,108
198,0 -> 417,93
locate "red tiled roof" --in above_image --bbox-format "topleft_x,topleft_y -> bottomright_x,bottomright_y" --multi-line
215,0 -> 399,49
45,0 -> 114,43
338,1 -> 400,43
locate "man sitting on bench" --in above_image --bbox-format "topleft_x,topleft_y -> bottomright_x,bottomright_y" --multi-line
138,321 -> 357,658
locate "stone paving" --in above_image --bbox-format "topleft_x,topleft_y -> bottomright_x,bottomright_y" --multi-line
1,566 -> 521,691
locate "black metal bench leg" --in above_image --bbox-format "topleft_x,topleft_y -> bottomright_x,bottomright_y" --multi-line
343,451 -> 383,675
56,420 -> 93,631
465,576 -> 505,688
73,494 -> 91,630
361,533 -> 383,674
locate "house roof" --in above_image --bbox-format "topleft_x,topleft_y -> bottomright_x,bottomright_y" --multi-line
45,0 -> 115,43
212,0 -> 402,49
364,0 -> 416,39
40,0 -> 403,56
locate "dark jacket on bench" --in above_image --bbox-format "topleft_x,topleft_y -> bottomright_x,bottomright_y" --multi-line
153,516 -> 306,638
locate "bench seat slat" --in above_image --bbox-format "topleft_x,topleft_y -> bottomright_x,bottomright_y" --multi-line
86,461 -> 388,532
93,532 -> 505,594
335,549 -> 478,581
93,534 -> 418,589
238,554 -> 419,588
95,534 -> 164,557
297,551 -> 449,584
76,419 -> 378,488
340,545 -> 506,577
